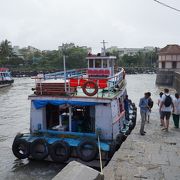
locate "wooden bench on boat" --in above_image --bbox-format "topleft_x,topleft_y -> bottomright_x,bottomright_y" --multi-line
34,82 -> 77,96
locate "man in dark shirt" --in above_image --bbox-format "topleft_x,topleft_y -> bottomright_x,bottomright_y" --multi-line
139,92 -> 150,135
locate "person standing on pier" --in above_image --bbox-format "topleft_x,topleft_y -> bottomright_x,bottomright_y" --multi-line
147,92 -> 153,123
172,93 -> 180,128
139,92 -> 150,135
158,92 -> 164,126
160,88 -> 174,132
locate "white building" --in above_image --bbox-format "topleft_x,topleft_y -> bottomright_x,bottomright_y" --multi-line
12,46 -> 24,59
158,44 -> 180,71
107,46 -> 155,57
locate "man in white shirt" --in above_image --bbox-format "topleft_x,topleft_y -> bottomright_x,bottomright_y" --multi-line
160,88 -> 174,132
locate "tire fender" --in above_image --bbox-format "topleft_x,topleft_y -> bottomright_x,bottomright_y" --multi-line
12,138 -> 30,159
77,140 -> 98,162
30,138 -> 49,160
49,141 -> 70,163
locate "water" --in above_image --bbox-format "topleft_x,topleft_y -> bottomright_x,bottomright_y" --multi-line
0,74 -> 175,179
0,78 -> 65,180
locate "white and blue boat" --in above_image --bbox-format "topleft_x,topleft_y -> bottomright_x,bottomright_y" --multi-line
0,68 -> 14,88
12,49 -> 136,167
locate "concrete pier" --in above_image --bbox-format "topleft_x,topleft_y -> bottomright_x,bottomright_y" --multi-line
103,112 -> 180,180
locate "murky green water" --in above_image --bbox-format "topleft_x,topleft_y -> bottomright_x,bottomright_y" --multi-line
0,75 -> 175,179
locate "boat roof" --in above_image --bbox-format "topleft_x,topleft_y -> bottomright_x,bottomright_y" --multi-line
0,68 -> 9,72
86,55 -> 116,60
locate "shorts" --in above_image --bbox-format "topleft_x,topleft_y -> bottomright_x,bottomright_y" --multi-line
160,111 -> 171,120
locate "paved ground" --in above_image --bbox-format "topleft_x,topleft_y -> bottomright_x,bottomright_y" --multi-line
103,111 -> 180,180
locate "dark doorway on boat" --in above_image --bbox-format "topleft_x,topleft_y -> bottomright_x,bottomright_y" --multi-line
72,106 -> 95,133
46,104 -> 59,129
45,104 -> 95,133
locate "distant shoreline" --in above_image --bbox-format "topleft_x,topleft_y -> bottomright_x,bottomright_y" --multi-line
11,67 -> 157,77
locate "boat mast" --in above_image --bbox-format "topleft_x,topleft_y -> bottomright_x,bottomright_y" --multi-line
101,40 -> 108,56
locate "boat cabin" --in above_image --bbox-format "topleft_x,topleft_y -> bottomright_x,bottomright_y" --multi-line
0,68 -> 12,81
86,54 -> 117,77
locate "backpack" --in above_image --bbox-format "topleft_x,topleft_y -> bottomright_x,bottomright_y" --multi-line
148,99 -> 154,108
164,95 -> 172,107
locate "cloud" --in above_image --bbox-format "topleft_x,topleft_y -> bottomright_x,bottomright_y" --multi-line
0,0 -> 180,50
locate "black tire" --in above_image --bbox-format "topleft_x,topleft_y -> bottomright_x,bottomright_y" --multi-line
49,141 -> 71,163
77,140 -> 98,162
116,134 -> 124,145
125,129 -> 131,135
30,138 -> 49,160
108,141 -> 117,158
12,139 -> 30,159
129,121 -> 136,130
14,133 -> 23,140
117,133 -> 127,142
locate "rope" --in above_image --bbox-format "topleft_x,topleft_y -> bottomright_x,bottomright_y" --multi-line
97,134 -> 103,175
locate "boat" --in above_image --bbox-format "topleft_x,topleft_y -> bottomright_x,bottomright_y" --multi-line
0,68 -> 14,88
12,47 -> 137,167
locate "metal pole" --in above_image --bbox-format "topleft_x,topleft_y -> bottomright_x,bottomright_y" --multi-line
69,106 -> 72,132
63,55 -> 67,92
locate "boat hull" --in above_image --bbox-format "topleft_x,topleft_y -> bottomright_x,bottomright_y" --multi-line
0,80 -> 14,88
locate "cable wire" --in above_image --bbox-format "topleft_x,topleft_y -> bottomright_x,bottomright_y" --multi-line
153,0 -> 180,12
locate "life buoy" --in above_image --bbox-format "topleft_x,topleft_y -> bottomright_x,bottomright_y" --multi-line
49,141 -> 70,163
77,140 -> 98,162
30,138 -> 49,160
82,80 -> 98,96
12,139 -> 30,159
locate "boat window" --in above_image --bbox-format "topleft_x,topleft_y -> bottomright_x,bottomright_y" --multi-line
95,59 -> 101,68
109,60 -> 113,67
89,60 -> 93,68
103,59 -> 107,68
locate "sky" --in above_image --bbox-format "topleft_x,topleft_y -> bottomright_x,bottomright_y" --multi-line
0,0 -> 180,52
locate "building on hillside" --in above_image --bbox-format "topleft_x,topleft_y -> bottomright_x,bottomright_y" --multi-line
158,44 -> 180,71
58,43 -> 92,54
12,46 -> 24,59
27,46 -> 42,53
106,46 -> 155,57
156,44 -> 180,86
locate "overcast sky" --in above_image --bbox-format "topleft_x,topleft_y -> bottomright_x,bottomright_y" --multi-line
0,0 -> 180,52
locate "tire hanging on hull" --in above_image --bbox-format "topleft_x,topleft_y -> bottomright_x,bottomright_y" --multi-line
12,139 -> 30,159
77,140 -> 98,162
49,141 -> 71,163
30,138 -> 49,160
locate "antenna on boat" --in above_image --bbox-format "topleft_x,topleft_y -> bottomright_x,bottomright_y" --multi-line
63,55 -> 67,92
100,40 -> 108,56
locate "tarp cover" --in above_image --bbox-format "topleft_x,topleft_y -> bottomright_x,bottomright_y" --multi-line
33,100 -> 99,109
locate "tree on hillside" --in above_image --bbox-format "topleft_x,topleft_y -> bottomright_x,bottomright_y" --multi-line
0,39 -> 13,58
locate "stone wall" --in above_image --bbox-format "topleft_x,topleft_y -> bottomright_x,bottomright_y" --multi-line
156,70 -> 174,86
156,70 -> 180,93
173,72 -> 180,93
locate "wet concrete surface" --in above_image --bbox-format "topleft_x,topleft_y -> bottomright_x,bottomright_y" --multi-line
104,112 -> 180,180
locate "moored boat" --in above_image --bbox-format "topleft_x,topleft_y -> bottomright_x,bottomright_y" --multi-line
12,47 -> 137,167
0,68 -> 14,88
